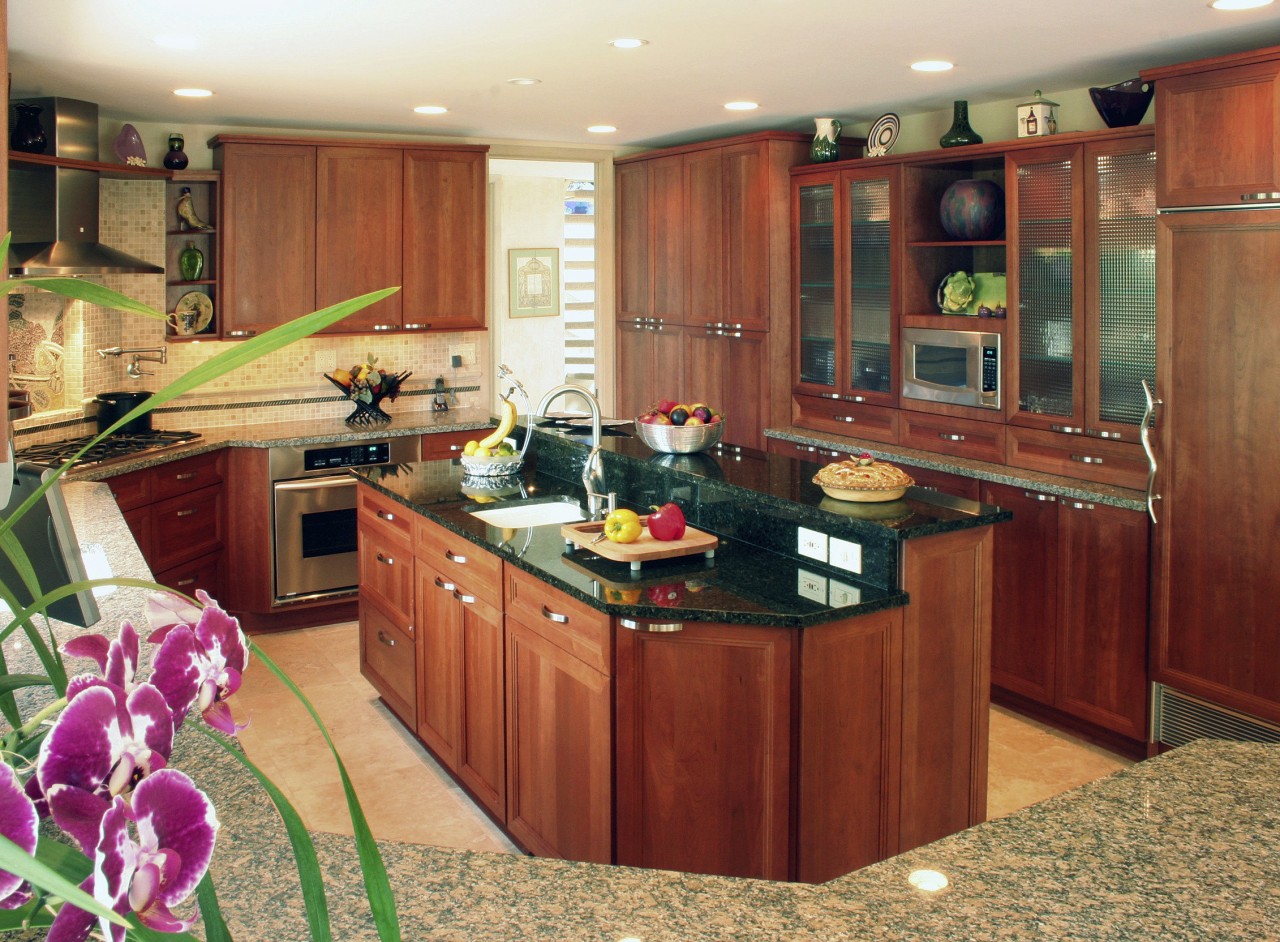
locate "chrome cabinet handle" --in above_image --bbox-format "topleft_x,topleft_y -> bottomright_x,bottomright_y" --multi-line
1023,492 -> 1057,502
1241,192 -> 1280,201
1086,429 -> 1124,440
376,553 -> 395,566
444,550 -> 468,564
372,323 -> 401,331
1141,379 -> 1163,524
175,576 -> 196,587
376,509 -> 396,521
175,508 -> 196,517
433,576 -> 456,591
453,589 -> 476,604
403,322 -> 431,330
174,472 -> 198,481
1070,455 -> 1104,464
834,415 -> 855,423
1050,424 -> 1083,434
619,618 -> 683,633
224,329 -> 256,337
541,606 -> 569,624
1064,501 -> 1096,511
939,433 -> 966,442
377,630 -> 396,647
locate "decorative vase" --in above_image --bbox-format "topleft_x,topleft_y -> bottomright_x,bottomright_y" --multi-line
810,117 -> 842,163
939,100 -> 983,148
939,179 -> 1005,241
163,133 -> 190,170
179,241 -> 205,281
1088,78 -> 1154,128
10,104 -> 47,154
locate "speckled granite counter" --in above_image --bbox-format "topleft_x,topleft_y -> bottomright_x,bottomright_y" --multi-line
8,484 -> 1278,941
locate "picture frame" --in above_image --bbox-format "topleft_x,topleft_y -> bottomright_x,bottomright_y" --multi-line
509,248 -> 559,318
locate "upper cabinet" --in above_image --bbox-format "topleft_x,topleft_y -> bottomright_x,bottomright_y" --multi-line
1143,46 -> 1280,208
212,135 -> 488,338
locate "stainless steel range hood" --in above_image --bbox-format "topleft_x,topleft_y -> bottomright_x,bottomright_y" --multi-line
8,97 -> 164,276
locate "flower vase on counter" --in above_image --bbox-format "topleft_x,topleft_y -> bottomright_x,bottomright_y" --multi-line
810,117 -> 842,162
940,100 -> 983,148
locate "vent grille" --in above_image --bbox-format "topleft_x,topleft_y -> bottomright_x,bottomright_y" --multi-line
1152,684 -> 1280,747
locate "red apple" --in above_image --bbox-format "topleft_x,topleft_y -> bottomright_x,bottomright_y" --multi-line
647,502 -> 687,541
656,398 -> 678,415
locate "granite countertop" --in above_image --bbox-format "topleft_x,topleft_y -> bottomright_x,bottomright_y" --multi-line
8,483 -> 1278,941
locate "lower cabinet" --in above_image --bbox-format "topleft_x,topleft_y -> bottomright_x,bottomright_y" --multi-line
504,566 -> 613,864
982,481 -> 1150,743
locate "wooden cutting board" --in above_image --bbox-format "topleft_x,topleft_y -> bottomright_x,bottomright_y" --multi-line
561,516 -> 718,571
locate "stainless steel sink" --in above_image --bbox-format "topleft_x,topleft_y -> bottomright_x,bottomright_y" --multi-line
468,499 -> 585,528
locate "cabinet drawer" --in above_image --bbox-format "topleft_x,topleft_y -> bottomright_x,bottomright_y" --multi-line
358,525 -> 413,625
151,451 -> 225,502
415,517 -> 503,606
1006,426 -> 1148,490
421,429 -> 494,460
155,550 -> 225,604
793,396 -> 899,445
360,597 -> 416,724
107,468 -> 151,512
358,487 -> 413,542
895,462 -> 981,501
149,487 -> 224,570
900,411 -> 1006,464
506,565 -> 612,676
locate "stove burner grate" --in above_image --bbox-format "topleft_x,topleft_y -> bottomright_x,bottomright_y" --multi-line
14,431 -> 204,470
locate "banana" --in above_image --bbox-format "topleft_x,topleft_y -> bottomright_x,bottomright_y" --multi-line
478,397 -> 517,449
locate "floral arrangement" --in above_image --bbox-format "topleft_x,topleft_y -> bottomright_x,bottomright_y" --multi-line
0,233 -> 403,940
324,354 -> 412,425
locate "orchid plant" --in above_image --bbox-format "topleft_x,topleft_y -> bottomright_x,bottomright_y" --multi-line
0,233 -> 402,940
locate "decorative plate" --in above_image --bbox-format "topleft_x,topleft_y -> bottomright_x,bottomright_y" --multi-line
174,291 -> 214,332
937,271 -> 977,314
866,113 -> 900,157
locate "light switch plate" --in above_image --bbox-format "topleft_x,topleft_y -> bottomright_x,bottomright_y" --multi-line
797,527 -> 828,562
830,537 -> 862,574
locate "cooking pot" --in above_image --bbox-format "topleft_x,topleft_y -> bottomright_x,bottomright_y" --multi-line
94,391 -> 154,434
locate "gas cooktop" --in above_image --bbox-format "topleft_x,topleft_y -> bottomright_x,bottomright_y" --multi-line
14,430 -> 203,470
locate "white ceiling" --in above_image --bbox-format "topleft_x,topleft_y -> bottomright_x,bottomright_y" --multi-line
9,1 -> 1280,150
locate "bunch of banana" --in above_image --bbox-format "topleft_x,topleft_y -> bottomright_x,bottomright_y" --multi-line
463,397 -> 518,458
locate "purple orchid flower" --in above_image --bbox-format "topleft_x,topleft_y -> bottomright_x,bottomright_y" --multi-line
37,682 -> 174,854
62,621 -> 141,697
47,769 -> 218,942
0,764 -> 39,910
148,592 -> 250,735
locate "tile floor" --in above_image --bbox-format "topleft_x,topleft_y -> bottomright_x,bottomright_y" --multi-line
232,621 -> 1132,854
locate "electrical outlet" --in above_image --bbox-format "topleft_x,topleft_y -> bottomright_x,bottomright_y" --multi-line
828,579 -> 862,608
315,350 -> 336,372
830,537 -> 862,574
448,343 -> 477,366
797,527 -> 828,563
797,569 -> 828,603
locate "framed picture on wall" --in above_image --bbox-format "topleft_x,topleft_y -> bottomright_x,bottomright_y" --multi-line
509,248 -> 559,318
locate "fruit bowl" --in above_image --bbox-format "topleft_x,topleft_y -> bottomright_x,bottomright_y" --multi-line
459,438 -> 524,478
634,417 -> 725,454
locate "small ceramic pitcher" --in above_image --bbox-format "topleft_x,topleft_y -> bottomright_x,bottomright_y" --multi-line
810,118 -> 842,163
167,310 -> 199,335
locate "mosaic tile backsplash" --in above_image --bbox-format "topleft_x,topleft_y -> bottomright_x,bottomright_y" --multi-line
13,178 -> 488,440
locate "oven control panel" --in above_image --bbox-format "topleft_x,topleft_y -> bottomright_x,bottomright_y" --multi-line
303,442 -> 392,472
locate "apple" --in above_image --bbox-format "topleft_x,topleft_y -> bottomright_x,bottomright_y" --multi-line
647,502 -> 687,541
655,398 -> 678,415
683,416 -> 705,426
641,411 -> 673,425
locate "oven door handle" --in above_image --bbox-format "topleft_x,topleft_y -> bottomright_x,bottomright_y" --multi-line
273,475 -> 355,493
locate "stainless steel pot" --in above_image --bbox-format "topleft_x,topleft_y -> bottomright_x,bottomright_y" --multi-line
94,391 -> 154,434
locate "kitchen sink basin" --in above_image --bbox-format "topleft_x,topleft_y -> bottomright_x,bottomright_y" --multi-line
468,499 -> 586,528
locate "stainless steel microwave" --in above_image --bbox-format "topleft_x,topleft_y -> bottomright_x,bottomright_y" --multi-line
902,327 -> 1001,411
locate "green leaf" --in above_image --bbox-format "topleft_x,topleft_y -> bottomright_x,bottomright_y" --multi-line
249,644 -> 401,941
0,834 -> 128,931
195,870 -> 235,942
198,726 -> 332,942
0,673 -> 53,696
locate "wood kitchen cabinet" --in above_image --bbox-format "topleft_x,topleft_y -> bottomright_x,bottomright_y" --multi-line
358,487 -> 416,726
682,326 -> 770,450
213,135 -> 488,336
505,565 -> 612,864
614,317 -> 683,420
164,171 -> 220,340
982,481 -> 1149,747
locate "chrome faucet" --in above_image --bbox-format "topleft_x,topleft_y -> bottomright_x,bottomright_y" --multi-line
534,383 -> 613,517
98,346 -> 167,379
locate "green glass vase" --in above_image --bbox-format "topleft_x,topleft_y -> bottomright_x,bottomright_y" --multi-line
940,100 -> 983,148
179,241 -> 204,281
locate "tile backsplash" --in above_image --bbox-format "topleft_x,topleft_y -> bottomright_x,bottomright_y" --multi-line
12,177 -> 488,439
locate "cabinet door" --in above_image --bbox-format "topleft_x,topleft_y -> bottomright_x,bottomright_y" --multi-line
616,161 -> 651,319
403,148 -> 488,330
615,620 -> 792,880
149,486 -> 224,572
845,169 -> 898,403
685,148 -> 723,326
1152,57 -> 1280,207
415,560 -> 462,770
684,327 -> 768,451
651,156 -> 687,325
218,143 -> 316,337
360,593 -> 416,726
794,176 -> 838,393
505,616 -> 611,864
616,320 -> 684,420
722,140 -> 773,332
454,577 -> 506,818
316,146 -> 403,332
1056,499 -> 1149,740
981,482 -> 1058,705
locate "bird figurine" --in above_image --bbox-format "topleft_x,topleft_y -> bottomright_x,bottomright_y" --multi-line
175,187 -> 212,231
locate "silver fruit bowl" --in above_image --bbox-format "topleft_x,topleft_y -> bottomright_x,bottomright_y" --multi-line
634,417 -> 725,454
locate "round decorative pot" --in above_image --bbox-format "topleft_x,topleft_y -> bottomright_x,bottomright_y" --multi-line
810,117 -> 842,163
939,178 -> 1006,241
10,104 -> 47,154
163,132 -> 190,170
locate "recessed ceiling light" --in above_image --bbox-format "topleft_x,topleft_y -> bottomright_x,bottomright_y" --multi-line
587,125 -> 617,134
725,101 -> 759,111
609,38 -> 649,48
911,60 -> 954,72
413,105 -> 448,115
1210,0 -> 1273,9
507,77 -> 542,86
173,88 -> 213,98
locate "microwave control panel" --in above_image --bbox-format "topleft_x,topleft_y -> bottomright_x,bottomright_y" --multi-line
982,345 -> 999,393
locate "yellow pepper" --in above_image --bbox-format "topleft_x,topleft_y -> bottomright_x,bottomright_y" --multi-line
604,508 -> 643,544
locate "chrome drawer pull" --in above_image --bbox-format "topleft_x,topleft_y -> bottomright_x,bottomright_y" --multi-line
449,444 -> 463,452
434,576 -> 456,591
175,577 -> 196,587
403,322 -> 431,330
377,630 -> 396,648
620,618 -> 683,633
1050,424 -> 1083,434
1242,192 -> 1280,201
175,508 -> 196,517
541,606 -> 569,624
372,323 -> 400,331
1066,501 -> 1095,511
835,415 -> 855,423
1070,455 -> 1104,464
377,509 -> 396,521
1086,429 -> 1123,440
1023,492 -> 1057,502
376,553 -> 395,566
850,395 -> 866,403
453,589 -> 476,604
445,550 -> 468,564
224,329 -> 256,337
940,433 -> 966,442
174,472 -> 197,481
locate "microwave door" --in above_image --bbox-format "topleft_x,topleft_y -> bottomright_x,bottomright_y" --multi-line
909,343 -> 974,405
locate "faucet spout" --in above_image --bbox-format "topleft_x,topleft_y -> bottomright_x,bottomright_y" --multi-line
534,384 -> 609,516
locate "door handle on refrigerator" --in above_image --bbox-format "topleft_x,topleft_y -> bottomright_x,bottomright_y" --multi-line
1140,379 -> 1163,524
